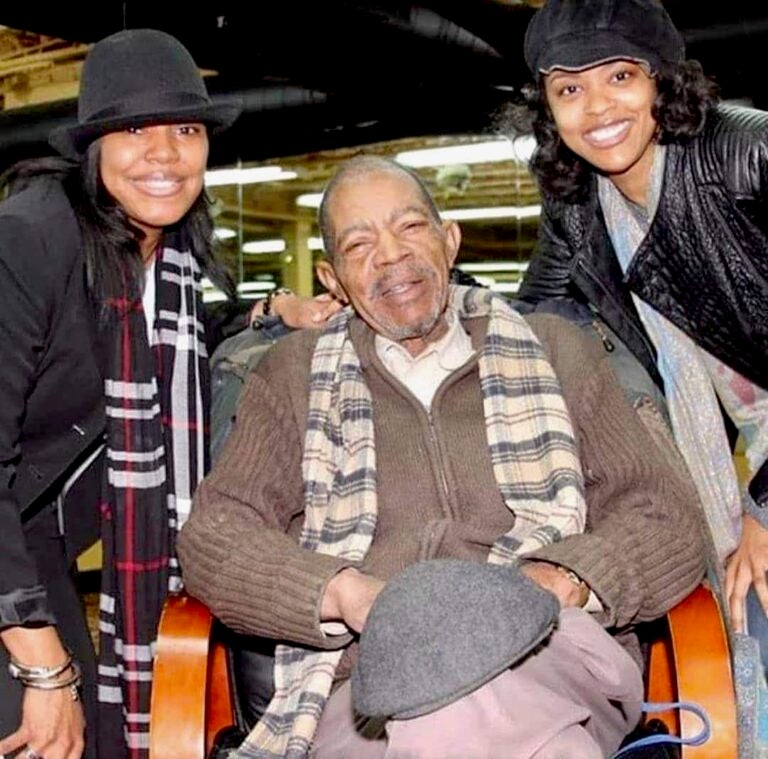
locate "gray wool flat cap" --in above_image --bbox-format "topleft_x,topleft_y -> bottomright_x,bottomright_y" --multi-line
351,559 -> 560,720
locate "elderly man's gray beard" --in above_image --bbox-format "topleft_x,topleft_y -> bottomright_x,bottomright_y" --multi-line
378,304 -> 445,342
367,263 -> 447,342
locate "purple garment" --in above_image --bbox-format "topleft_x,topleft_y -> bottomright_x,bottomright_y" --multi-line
311,608 -> 642,759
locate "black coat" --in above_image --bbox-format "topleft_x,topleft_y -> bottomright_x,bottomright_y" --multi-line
519,103 -> 768,505
0,175 -> 255,628
520,104 -> 768,392
0,178 -> 104,628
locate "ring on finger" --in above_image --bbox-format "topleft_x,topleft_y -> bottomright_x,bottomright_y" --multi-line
24,748 -> 44,759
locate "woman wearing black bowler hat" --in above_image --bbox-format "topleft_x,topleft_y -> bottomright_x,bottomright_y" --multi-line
0,28 -> 242,759
515,0 -> 768,679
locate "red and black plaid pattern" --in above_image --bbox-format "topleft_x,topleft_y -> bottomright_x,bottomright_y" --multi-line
97,239 -> 209,758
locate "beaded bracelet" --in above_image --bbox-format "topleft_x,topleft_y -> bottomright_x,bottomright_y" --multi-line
262,287 -> 293,316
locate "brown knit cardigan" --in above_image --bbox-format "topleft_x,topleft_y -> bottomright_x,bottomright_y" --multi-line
178,312 -> 706,669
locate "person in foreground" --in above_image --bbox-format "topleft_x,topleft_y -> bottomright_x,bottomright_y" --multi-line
0,27 -> 242,759
516,0 -> 768,645
178,156 -> 705,758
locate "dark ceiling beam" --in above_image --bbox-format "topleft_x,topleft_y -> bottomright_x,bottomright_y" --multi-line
0,86 -> 329,168
3,2 -> 768,165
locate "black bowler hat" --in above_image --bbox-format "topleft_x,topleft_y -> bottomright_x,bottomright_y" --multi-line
49,29 -> 242,158
524,0 -> 685,76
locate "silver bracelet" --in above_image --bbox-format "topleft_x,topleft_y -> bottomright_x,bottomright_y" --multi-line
8,651 -> 73,682
21,661 -> 81,700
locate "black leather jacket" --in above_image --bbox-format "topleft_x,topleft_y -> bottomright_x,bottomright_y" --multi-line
520,104 -> 768,392
519,104 -> 768,506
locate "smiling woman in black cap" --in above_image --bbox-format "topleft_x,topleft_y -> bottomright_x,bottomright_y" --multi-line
517,0 -> 768,677
0,28 -> 242,759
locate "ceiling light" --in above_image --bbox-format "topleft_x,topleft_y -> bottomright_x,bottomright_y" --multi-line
237,282 -> 277,293
396,139 -> 526,167
509,135 -> 537,163
308,236 -> 325,251
489,282 -> 521,294
236,282 -> 277,300
242,239 -> 286,254
201,277 -> 227,303
202,277 -> 278,302
296,192 -> 323,209
205,166 -> 298,187
458,262 -> 529,273
203,291 -> 228,304
472,275 -> 495,289
441,205 -> 541,221
214,227 -> 237,240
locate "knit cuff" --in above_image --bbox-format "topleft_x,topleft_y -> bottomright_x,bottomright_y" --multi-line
272,550 -> 356,650
524,533 -> 625,626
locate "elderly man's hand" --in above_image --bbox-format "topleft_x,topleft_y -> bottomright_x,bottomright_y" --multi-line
521,562 -> 587,608
321,568 -> 385,634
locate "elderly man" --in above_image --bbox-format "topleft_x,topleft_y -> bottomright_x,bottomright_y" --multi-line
178,156 -> 705,759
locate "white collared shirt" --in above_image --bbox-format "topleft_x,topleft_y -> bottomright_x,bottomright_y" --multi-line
142,256 -> 157,346
374,308 -> 474,410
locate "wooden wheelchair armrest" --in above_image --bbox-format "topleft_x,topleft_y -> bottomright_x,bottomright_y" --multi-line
647,584 -> 737,758
149,594 -> 235,759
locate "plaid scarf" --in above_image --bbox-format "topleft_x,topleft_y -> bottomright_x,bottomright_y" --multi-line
236,286 -> 585,759
97,240 -> 209,758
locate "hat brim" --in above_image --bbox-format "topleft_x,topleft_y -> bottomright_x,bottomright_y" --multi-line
535,32 -> 660,76
48,98 -> 242,158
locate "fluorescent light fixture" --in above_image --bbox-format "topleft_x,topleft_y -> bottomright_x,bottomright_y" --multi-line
395,137 -> 537,167
214,227 -> 237,240
308,236 -> 325,251
489,281 -> 521,294
441,205 -> 541,221
296,192 -> 323,209
458,262 -> 529,273
509,135 -> 537,163
242,239 -> 286,255
201,277 -> 227,304
472,275 -> 495,289
205,166 -> 298,187
237,282 -> 277,293
203,277 -> 276,302
395,140 -> 517,168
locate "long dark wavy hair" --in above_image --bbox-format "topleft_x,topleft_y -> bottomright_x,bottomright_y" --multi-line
0,143 -> 236,311
507,60 -> 720,203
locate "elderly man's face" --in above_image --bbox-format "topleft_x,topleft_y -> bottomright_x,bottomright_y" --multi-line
317,171 -> 460,356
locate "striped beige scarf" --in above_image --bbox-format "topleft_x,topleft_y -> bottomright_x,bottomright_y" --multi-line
235,286 -> 585,759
